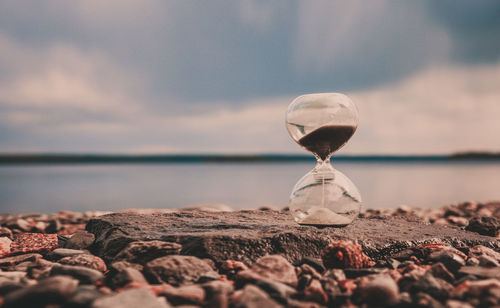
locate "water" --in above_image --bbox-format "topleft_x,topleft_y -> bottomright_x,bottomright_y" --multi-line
0,162 -> 499,213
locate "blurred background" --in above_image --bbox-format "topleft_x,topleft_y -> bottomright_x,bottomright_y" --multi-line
0,0 -> 499,213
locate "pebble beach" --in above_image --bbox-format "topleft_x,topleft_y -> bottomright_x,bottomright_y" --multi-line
0,201 -> 498,308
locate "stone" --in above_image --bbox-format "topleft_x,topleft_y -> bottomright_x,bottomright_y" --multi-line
64,230 -> 95,249
255,279 -> 297,305
343,268 -> 385,279
0,253 -> 42,269
298,264 -> 321,280
5,218 -> 31,232
10,233 -> 59,255
478,254 -> 500,267
469,245 -> 500,261
47,248 -> 87,260
460,279 -> 500,297
466,216 -> 499,236
354,274 -> 399,305
236,255 -> 298,287
2,276 -> 78,308
466,257 -> 480,266
322,240 -> 374,269
160,285 -> 205,305
0,237 -> 12,257
411,272 -> 453,300
458,266 -> 500,279
302,279 -> 328,304
430,262 -> 455,283
114,240 -> 182,264
58,253 -> 107,272
202,280 -> 234,308
445,299 -> 474,308
0,227 -> 13,239
144,255 -> 218,285
67,285 -> 104,308
86,211 -> 499,265
110,260 -> 144,272
91,287 -> 171,308
233,284 -> 282,308
46,218 -> 62,233
50,263 -> 104,284
428,250 -> 465,273
322,269 -> 346,282
414,292 -> 445,308
107,267 -> 148,287
296,257 -> 325,274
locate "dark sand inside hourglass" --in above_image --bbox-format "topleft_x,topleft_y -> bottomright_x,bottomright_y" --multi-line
298,125 -> 356,160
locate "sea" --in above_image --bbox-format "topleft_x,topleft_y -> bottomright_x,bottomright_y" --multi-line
1,158 -> 499,214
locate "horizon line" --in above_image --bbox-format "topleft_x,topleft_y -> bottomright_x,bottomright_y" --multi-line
0,151 -> 499,164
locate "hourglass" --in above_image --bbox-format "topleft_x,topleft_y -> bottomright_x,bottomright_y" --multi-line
286,93 -> 362,226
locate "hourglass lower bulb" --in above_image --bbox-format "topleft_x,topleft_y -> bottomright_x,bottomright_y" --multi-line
286,93 -> 362,226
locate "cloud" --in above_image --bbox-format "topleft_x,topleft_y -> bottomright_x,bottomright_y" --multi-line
349,61 -> 500,154
0,33 -> 144,133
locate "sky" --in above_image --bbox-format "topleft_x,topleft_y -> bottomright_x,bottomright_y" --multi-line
0,0 -> 499,155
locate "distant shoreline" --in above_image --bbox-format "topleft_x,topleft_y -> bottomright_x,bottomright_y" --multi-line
0,152 -> 499,164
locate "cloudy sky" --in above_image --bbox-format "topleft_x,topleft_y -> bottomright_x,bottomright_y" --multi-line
0,0 -> 499,154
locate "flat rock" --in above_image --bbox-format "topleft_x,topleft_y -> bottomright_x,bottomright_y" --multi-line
86,211 -> 500,264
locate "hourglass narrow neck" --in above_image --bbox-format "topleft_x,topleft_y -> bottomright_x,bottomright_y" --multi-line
314,157 -> 334,173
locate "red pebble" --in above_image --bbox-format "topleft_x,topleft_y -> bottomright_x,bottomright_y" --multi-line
10,233 -> 59,255
321,240 -> 374,269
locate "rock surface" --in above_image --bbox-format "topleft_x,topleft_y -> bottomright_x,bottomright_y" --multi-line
86,210 -> 499,264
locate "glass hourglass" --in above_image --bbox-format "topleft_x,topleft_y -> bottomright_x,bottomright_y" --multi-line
286,93 -> 362,226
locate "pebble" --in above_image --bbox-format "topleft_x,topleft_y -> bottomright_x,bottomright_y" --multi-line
428,250 -> 465,273
50,263 -> 104,284
233,284 -> 282,308
255,279 -> 297,304
296,257 -> 325,274
0,253 -> 42,269
302,278 -> 328,304
64,230 -> 95,249
67,285 -> 104,307
47,248 -> 87,260
0,227 -> 13,239
458,266 -> 500,279
145,255 -> 219,285
0,237 -> 12,257
478,254 -> 500,267
114,240 -> 182,264
107,267 -> 148,287
446,299 -> 474,308
414,292 -> 445,308
469,245 -> 500,261
236,255 -> 298,287
110,260 -> 144,272
9,233 -> 59,255
430,262 -> 455,283
91,287 -> 171,308
466,216 -> 499,236
202,280 -> 234,308
411,271 -> 452,300
321,240 -> 373,269
160,285 -> 206,305
58,253 -> 107,272
2,275 -> 78,308
355,274 -> 399,305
